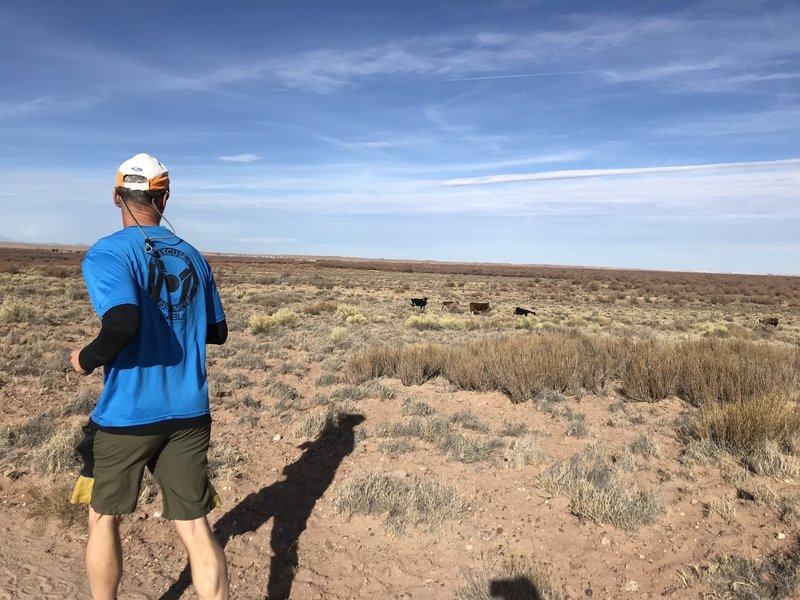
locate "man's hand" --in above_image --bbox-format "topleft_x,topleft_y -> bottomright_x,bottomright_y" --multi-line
70,349 -> 90,375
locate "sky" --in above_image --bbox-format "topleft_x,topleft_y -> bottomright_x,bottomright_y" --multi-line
1,0 -> 799,274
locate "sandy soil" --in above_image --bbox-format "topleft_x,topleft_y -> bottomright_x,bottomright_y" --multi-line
3,371 -> 797,600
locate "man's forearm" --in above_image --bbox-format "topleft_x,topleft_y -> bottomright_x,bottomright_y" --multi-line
78,304 -> 140,372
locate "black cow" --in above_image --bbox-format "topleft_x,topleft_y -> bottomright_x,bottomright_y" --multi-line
410,297 -> 428,309
757,317 -> 779,327
514,307 -> 536,316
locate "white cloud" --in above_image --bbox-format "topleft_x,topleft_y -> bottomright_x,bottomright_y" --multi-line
651,109 -> 800,137
441,158 -> 800,186
0,95 -> 99,119
218,153 -> 261,163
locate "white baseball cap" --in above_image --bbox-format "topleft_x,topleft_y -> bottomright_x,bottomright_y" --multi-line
116,153 -> 169,191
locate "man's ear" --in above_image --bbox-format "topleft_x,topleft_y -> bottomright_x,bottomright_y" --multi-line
112,187 -> 122,207
161,190 -> 170,211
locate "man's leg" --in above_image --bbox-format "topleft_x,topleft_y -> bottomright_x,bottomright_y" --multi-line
86,506 -> 123,600
173,516 -> 229,600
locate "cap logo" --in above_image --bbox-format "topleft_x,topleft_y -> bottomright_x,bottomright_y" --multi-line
131,167 -> 143,172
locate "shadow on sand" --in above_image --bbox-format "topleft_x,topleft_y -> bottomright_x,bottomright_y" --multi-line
160,413 -> 365,600
489,576 -> 548,599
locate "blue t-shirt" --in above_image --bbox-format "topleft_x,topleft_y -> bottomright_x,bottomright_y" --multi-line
82,226 -> 225,428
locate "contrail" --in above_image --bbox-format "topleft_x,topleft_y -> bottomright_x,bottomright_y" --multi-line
442,158 -> 800,186
446,70 -> 597,82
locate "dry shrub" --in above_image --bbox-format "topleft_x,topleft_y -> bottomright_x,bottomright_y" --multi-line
32,422 -> 84,474
346,344 -> 451,386
622,339 -> 800,405
331,380 -> 394,402
677,340 -> 799,406
333,470 -> 469,534
451,410 -> 490,433
25,482 -> 85,528
497,421 -> 529,437
459,554 -> 560,600
537,445 -> 664,531
0,301 -> 36,323
743,441 -> 800,479
406,314 -> 466,330
693,396 -> 800,470
330,326 -> 348,345
401,398 -> 435,417
373,415 -> 501,463
709,537 -> 800,600
249,308 -> 299,333
1,413 -> 56,455
620,339 -> 681,401
302,300 -> 337,314
346,333 -> 621,403
627,434 -> 659,459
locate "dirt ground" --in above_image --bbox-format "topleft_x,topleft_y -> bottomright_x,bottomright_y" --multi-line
1,247 -> 798,599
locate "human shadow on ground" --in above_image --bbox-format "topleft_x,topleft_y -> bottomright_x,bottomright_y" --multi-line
490,576 -> 547,599
159,413 -> 365,600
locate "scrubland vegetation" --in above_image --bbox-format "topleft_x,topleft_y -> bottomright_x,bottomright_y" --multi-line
1,246 -> 799,598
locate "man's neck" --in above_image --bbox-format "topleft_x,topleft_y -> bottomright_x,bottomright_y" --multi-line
122,208 -> 161,229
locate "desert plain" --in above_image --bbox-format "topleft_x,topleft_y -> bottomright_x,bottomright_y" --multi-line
1,245 -> 799,599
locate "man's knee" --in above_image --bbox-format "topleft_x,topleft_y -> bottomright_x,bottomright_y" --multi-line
173,515 -> 214,545
88,507 -> 122,530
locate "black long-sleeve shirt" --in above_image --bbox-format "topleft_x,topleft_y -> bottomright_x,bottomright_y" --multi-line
78,304 -> 228,373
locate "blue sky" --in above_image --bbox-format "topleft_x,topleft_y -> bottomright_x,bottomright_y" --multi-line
1,0 -> 799,274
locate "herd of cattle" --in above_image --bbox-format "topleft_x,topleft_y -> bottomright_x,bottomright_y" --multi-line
411,297 -> 780,326
410,297 -> 535,316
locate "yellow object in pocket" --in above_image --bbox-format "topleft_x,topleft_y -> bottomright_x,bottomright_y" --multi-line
70,475 -> 94,505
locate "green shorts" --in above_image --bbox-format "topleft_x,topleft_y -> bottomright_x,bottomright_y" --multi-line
90,425 -> 216,520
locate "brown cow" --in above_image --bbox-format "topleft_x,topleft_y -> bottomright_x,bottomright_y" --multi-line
441,300 -> 458,311
757,317 -> 779,327
469,301 -> 491,315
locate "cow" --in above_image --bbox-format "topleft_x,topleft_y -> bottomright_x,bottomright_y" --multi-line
410,297 -> 428,309
441,300 -> 459,311
514,307 -> 536,317
757,317 -> 779,327
469,301 -> 491,315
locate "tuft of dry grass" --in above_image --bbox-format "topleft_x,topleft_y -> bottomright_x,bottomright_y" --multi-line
294,405 -> 348,439
333,470 -> 469,535
208,441 -> 243,480
503,435 -> 545,470
458,554 -> 561,600
401,397 -> 436,417
372,415 -> 501,463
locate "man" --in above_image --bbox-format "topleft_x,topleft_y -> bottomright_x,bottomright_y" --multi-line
70,153 -> 230,600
